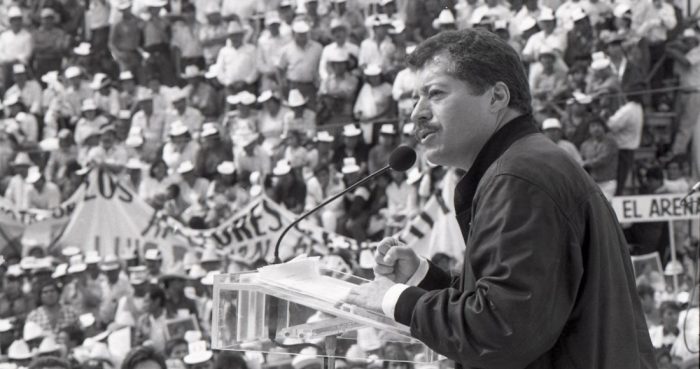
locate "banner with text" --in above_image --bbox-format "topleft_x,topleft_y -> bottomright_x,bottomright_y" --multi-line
611,194 -> 700,223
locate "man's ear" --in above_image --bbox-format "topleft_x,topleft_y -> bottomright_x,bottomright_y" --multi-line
489,82 -> 511,113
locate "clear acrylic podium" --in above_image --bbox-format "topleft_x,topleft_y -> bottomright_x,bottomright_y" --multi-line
211,258 -> 441,365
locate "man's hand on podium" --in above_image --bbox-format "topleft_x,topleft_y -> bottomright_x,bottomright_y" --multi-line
373,237 -> 420,284
342,276 -> 395,313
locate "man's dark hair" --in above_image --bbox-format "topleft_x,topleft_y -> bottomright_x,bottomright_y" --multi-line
214,351 -> 249,369
28,357 -> 72,369
148,286 -> 167,307
646,167 -> 664,182
658,300 -> 681,316
637,283 -> 655,299
407,28 -> 532,115
164,338 -> 188,357
59,325 -> 85,346
121,346 -> 167,369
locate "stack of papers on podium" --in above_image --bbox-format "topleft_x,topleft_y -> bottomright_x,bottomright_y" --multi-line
257,257 -> 355,304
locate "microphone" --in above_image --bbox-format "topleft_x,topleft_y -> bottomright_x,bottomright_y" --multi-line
681,181 -> 700,205
271,145 -> 416,263
265,145 -> 416,350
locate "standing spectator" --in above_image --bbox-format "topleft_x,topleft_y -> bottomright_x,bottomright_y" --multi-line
667,29 -> 700,157
44,129 -> 78,187
542,118 -> 583,165
215,21 -> 258,94
171,3 -> 205,74
358,15 -> 396,72
305,162 -> 343,231
223,92 -> 259,140
368,124 -> 399,173
23,167 -> 61,209
530,46 -> 568,117
605,34 -> 646,95
118,71 -> 139,113
268,160 -> 306,213
353,65 -> 393,143
85,0 -> 111,57
109,1 -> 144,80
143,0 -> 176,86
4,95 -> 39,146
165,90 -> 205,138
393,49 -> 418,124
98,256 -> 132,326
606,93 -> 643,195
522,9 -> 567,79
0,7 -> 32,89
198,3 -> 229,66
135,287 -> 169,352
337,157 -> 372,242
130,89 -> 168,163
470,0 -> 511,24
32,8 -> 70,78
319,19 -> 359,80
173,161 -> 209,207
139,160 -> 171,205
555,0 -> 594,30
328,0 -> 367,44
581,118 -> 619,199
564,9 -> 596,66
278,21 -> 323,107
87,125 -> 129,173
74,99 -> 109,146
4,153 -> 34,208
183,66 -> 219,119
511,0 -> 551,38
26,281 -> 79,335
258,12 -> 292,92
318,48 -> 359,128
258,90 -> 288,147
234,135 -> 271,176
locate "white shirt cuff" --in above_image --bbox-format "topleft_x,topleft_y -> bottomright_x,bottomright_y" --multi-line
381,283 -> 410,319
406,258 -> 430,286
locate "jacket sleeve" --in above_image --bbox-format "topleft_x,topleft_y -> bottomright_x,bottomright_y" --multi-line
394,174 -> 583,368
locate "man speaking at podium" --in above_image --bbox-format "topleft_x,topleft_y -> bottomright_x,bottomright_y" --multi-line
344,29 -> 657,369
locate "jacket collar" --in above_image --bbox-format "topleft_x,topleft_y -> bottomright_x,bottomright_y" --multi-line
453,113 -> 538,215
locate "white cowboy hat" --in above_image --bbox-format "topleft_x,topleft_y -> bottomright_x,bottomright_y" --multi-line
73,42 -> 92,56
216,161 -> 236,175
286,89 -> 307,108
342,124 -> 362,137
341,157 -> 360,174
272,160 -> 292,176
7,340 -> 33,360
542,118 -> 562,130
177,160 -> 195,174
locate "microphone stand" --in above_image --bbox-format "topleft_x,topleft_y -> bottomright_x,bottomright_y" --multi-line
272,164 -> 392,263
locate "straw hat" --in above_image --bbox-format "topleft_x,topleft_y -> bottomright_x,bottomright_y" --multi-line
23,321 -> 44,342
201,123 -> 219,138
73,42 -> 92,56
115,0 -> 132,10
216,161 -> 236,175
8,6 -> 22,18
538,8 -> 555,22
128,265 -> 148,285
379,124 -> 397,135
119,71 -> 134,81
315,131 -> 335,143
7,340 -> 33,360
64,66 -> 82,79
177,160 -> 195,174
327,48 -> 349,63
25,166 -> 42,184
11,152 -> 33,167
341,157 -> 360,174
542,118 -> 562,130
38,336 -> 63,355
144,249 -> 162,261
291,21 -> 310,33
99,255 -> 121,272
257,90 -> 279,103
79,313 -> 96,329
286,89 -> 307,108
227,21 -> 246,34
272,160 -> 292,176
200,271 -> 221,286
342,124 -> 362,137
181,65 -> 203,79
81,99 -> 98,112
237,91 -> 257,106
11,64 -> 26,75
571,7 -> 587,22
85,251 -> 101,265
52,263 -> 68,279
433,9 -> 456,27
169,121 -> 190,136
363,64 -> 382,76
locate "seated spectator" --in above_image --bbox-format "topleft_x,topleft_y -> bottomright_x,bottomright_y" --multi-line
194,124 -> 233,180
183,66 -> 220,120
258,90 -> 288,150
87,125 -> 129,174
223,91 -> 259,141
337,157 -> 373,242
162,123 -> 200,173
165,89 -> 205,139
206,161 -> 248,224
75,99 -> 109,146
319,19 -> 359,81
234,133 -> 271,176
358,15 -> 395,73
23,167 -> 61,210
658,156 -> 690,194
283,130 -> 311,171
333,124 -> 370,174
581,118 -> 619,199
268,160 -> 307,214
0,265 -> 34,319
4,64 -> 42,116
215,21 -> 258,93
27,281 -> 79,335
305,164 -> 344,231
130,89 -> 168,163
4,95 -> 39,146
282,89 -> 317,139
542,118 -> 583,165
139,160 -> 171,206
649,300 -> 681,349
90,74 -> 121,119
172,161 -> 209,209
368,124 -> 399,173
4,152 -> 34,207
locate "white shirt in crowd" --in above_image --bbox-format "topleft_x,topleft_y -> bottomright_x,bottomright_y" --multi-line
606,101 -> 644,150
0,27 -> 32,64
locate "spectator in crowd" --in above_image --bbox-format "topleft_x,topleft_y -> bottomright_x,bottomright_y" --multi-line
337,157 -> 372,242
27,281 -> 79,335
135,286 -> 169,352
606,92 -> 644,194
282,89 -> 317,138
581,118 -> 619,198
258,12 -> 291,93
0,7 -> 33,89
171,3 -> 205,75
0,265 -> 34,319
5,64 -> 42,116
649,300 -> 681,349
542,117 -> 583,164
162,123 -> 200,172
122,345 -> 168,369
318,48 -> 359,128
354,64 -> 394,143
4,152 -> 35,207
215,21 -> 258,94
268,160 -> 306,214
278,21 -> 323,107
24,166 -> 61,209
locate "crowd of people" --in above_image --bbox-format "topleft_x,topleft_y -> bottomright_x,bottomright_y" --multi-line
0,0 -> 698,368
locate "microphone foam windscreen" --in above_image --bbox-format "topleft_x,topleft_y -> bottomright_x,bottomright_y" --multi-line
389,145 -> 417,172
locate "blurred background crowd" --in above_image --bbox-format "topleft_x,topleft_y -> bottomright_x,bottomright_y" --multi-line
0,0 -> 698,368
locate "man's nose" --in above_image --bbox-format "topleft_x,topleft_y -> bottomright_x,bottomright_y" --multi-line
410,97 -> 432,126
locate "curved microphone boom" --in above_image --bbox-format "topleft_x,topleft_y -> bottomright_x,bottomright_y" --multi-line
272,145 -> 417,263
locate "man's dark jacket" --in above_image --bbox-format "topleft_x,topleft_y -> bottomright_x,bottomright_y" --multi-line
394,114 -> 657,369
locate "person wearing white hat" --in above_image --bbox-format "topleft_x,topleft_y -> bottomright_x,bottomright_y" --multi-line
98,255 -> 132,326
269,159 -> 306,213
353,64 -> 393,143
358,14 -> 395,73
144,249 -> 163,283
84,120 -> 129,173
73,97 -> 108,145
171,2 -> 205,77
318,17 -> 359,80
3,92 -> 39,145
7,339 -> 33,366
130,87 -> 168,163
4,152 -> 34,207
165,88 -> 205,138
0,7 -> 32,81
433,9 -> 458,31
258,90 -> 288,145
278,20 -> 323,108
318,47 -> 359,126
469,0 -> 512,28
213,20 -> 258,91
174,160 -> 210,210
305,160 -> 345,231
181,66 -> 219,119
530,45 -> 567,118
183,341 -> 214,369
23,165 -> 61,209
90,74 -> 120,118
509,0 -> 552,37
367,124 -> 399,173
208,159 -> 247,216
540,118 -> 583,165
282,89 -> 315,136
337,155 -> 372,242
198,3 -> 228,65
32,7 -> 69,78
110,0 -> 143,77
258,11 -> 292,92
5,63 -> 42,116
